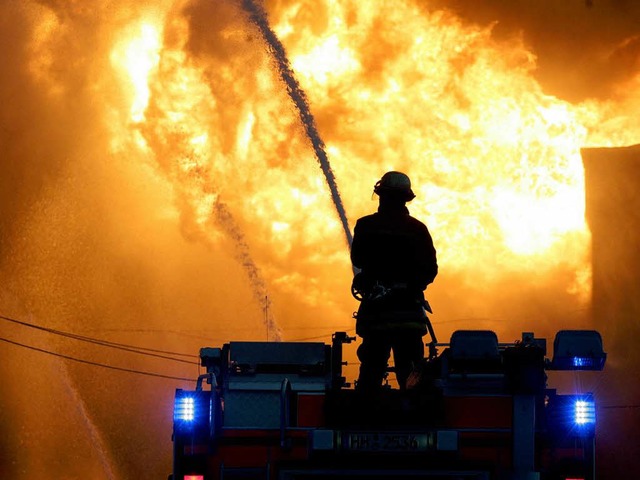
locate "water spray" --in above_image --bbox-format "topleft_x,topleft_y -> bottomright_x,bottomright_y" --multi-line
240,0 -> 353,249
57,362 -> 118,480
212,200 -> 282,341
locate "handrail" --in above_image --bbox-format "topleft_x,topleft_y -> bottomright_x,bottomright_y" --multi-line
279,378 -> 292,449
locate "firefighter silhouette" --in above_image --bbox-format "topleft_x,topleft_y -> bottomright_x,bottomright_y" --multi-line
351,171 -> 438,390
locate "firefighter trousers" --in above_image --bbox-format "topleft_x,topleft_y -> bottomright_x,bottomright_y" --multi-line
356,330 -> 424,391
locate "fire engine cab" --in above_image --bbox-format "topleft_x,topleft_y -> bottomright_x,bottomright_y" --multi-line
169,328 -> 606,480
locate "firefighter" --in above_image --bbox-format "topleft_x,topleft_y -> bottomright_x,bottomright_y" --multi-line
351,171 -> 438,391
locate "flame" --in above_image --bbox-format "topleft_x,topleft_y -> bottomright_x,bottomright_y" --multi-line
111,22 -> 162,122
103,0 -> 639,318
291,34 -> 360,85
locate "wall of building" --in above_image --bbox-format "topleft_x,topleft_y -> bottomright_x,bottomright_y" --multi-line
582,144 -> 640,478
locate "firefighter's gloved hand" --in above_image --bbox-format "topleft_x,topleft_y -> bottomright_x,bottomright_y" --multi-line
351,272 -> 369,301
351,271 -> 376,301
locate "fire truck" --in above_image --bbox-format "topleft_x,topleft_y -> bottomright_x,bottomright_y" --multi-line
169,327 -> 606,480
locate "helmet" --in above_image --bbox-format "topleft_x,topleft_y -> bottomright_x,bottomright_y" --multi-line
373,171 -> 416,201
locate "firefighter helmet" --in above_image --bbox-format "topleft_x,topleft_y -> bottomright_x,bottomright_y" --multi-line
373,171 -> 416,201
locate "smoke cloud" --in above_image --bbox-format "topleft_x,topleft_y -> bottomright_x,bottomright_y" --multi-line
425,0 -> 640,102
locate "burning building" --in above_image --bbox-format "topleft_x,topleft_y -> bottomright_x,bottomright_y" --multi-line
582,144 -> 640,478
583,144 -> 640,355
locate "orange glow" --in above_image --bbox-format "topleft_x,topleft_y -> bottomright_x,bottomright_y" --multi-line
111,22 -> 162,122
104,0 -> 640,315
26,5 -> 62,95
4,2 -> 640,478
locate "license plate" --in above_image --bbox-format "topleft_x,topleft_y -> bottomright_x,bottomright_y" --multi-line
343,432 -> 435,452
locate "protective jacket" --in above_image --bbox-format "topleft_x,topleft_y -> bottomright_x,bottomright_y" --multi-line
351,202 -> 437,336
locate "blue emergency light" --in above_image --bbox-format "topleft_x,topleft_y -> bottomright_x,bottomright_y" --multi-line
550,330 -> 606,371
173,389 -> 211,432
572,356 -> 597,368
174,396 -> 196,422
547,393 -> 596,437
574,398 -> 596,426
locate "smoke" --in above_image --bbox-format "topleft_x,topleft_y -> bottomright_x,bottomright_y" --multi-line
423,0 -> 640,102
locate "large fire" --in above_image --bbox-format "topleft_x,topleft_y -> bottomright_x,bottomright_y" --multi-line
106,0 -> 640,317
1,0 -> 639,478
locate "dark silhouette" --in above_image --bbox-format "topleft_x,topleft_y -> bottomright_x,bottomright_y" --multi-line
351,171 -> 438,390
